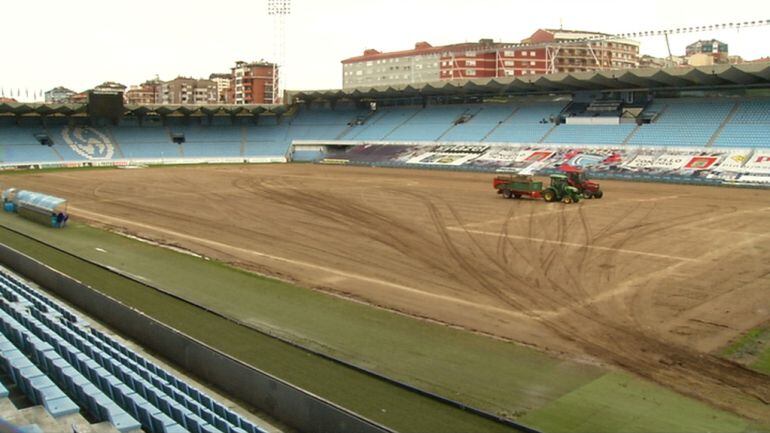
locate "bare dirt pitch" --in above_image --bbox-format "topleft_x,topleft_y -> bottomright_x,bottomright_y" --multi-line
5,164 -> 770,421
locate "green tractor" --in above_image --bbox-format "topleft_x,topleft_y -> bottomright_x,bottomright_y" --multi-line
542,174 -> 582,204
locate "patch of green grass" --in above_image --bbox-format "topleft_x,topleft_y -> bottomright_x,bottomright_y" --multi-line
0,224 -> 518,433
723,324 -> 770,375
520,372 -> 753,433
0,212 -> 602,416
0,165 -> 119,176
0,212 -> 760,432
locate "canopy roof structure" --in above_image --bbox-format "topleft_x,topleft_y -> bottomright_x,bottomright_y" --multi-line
0,102 -> 288,117
123,104 -> 289,116
2,63 -> 769,117
288,62 -> 770,103
0,102 -> 86,116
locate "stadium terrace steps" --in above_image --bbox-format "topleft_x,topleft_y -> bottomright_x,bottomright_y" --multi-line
484,103 -> 567,143
2,97 -> 769,166
713,99 -> 770,148
0,269 -> 269,433
0,332 -> 79,418
707,102 -> 742,147
628,99 -> 737,147
440,105 -> 516,142
386,106 -> 470,141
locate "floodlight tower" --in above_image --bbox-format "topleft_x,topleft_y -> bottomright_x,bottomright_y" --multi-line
267,0 -> 291,104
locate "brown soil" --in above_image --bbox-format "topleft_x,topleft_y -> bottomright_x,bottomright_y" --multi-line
4,164 -> 770,421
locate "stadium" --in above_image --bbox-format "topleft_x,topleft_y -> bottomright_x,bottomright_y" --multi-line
1,11 -> 770,433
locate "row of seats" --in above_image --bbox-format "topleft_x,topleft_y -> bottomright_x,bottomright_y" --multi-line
0,269 -> 267,433
0,332 -> 80,418
713,99 -> 770,147
0,307 -> 140,432
2,98 -> 769,166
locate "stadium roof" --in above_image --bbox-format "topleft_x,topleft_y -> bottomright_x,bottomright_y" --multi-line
287,62 -> 770,103
0,102 -> 288,117
123,104 -> 288,116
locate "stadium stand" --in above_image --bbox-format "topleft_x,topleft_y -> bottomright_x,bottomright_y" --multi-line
627,99 -> 737,147
2,97 -> 770,167
0,268 -> 269,433
0,127 -> 61,164
384,105 -> 469,141
109,126 -> 181,160
440,104 -> 515,142
286,106 -> 363,141
484,102 -> 566,143
347,106 -> 423,141
712,99 -> 770,148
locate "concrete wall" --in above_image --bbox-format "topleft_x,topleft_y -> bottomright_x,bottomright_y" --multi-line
0,242 -> 393,433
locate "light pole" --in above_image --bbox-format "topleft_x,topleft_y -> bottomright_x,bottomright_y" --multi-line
267,0 -> 291,104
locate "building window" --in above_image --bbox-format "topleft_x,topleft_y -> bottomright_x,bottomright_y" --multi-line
530,61 -> 536,66
522,51 -> 528,57
467,60 -> 476,66
504,51 -> 515,57
504,60 -> 514,66
467,69 -> 476,76
530,51 -> 536,56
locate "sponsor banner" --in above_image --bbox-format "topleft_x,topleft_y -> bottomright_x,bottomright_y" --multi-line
433,144 -> 489,154
522,150 -> 555,162
408,152 -> 479,166
743,151 -> 770,174
717,150 -> 752,171
564,152 -> 606,168
684,156 -> 718,170
623,154 -> 656,169
652,154 -> 690,169
321,158 -> 349,165
473,147 -> 522,163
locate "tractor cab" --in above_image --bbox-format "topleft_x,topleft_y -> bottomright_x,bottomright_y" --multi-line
566,170 -> 586,185
542,174 -> 582,204
550,174 -> 569,188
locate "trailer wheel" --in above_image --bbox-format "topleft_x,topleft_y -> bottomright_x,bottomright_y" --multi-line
502,189 -> 513,199
584,191 -> 594,199
513,193 -> 522,199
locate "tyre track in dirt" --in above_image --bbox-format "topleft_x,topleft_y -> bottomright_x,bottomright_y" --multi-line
3,165 -> 769,422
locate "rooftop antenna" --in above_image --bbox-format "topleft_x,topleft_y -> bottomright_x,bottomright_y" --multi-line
267,0 -> 291,104
560,18 -> 563,30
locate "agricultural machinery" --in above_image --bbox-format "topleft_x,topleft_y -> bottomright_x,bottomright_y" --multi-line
493,174 -> 582,204
561,166 -> 603,199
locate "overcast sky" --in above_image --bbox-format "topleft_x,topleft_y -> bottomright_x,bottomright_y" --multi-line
2,0 -> 770,100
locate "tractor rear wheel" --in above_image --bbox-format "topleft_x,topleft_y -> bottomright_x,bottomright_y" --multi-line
594,190 -> 603,199
502,189 -> 513,199
543,189 -> 556,202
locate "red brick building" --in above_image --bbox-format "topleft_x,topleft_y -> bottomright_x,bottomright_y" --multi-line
342,29 -> 640,89
125,79 -> 162,105
230,61 -> 278,104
